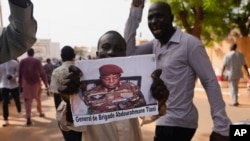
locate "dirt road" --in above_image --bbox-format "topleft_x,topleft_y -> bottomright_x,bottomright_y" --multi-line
0,87 -> 249,141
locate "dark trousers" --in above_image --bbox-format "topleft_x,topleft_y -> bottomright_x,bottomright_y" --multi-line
54,94 -> 82,141
154,126 -> 196,141
2,87 -> 21,120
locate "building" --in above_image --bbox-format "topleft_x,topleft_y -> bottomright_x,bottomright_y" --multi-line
18,39 -> 61,62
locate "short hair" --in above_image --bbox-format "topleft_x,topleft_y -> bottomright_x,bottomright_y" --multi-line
27,48 -> 34,56
61,45 -> 76,61
97,30 -> 126,50
230,43 -> 237,51
46,58 -> 51,63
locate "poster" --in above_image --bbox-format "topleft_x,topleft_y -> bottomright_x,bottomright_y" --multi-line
71,54 -> 158,126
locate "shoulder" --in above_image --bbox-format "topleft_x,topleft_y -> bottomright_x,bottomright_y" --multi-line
117,82 -> 139,91
136,40 -> 155,54
49,64 -> 54,68
87,85 -> 106,92
237,51 -> 244,56
173,28 -> 203,50
10,60 -> 18,65
184,33 -> 202,48
24,57 -> 40,64
19,58 -> 27,65
34,58 -> 42,63
173,28 -> 201,46
226,51 -> 235,57
52,66 -> 63,73
84,86 -> 107,98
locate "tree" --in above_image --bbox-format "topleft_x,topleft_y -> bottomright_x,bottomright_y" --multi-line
150,0 -> 243,45
228,0 -> 250,37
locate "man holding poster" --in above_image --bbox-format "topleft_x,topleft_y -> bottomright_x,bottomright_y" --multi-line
59,1 -> 159,141
73,54 -> 157,125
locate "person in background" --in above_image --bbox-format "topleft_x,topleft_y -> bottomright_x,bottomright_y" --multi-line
43,58 -> 54,85
0,59 -> 22,127
50,46 -> 83,141
19,48 -> 48,126
0,0 -> 37,64
124,1 -> 231,141
221,43 -> 250,106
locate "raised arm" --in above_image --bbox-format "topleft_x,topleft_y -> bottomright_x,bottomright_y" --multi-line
0,0 -> 37,63
124,0 -> 144,56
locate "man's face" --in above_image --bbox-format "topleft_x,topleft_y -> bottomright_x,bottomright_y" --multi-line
148,3 -> 173,41
97,33 -> 126,58
100,74 -> 121,89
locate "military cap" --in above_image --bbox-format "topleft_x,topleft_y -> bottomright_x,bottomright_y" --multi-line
99,64 -> 123,75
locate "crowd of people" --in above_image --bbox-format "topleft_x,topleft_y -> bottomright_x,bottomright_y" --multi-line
0,0 -> 37,126
0,0 -> 250,141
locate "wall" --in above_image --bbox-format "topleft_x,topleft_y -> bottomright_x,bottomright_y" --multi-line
206,37 -> 250,87
207,37 -> 250,76
18,39 -> 61,62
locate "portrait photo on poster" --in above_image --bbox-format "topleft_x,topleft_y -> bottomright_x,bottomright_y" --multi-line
71,54 -> 158,126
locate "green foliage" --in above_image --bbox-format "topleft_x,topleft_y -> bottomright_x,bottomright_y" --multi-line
227,0 -> 250,36
149,0 -> 249,46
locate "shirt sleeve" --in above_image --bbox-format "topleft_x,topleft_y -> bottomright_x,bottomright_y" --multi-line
240,53 -> 246,66
50,70 -> 59,93
124,7 -> 154,56
0,1 -> 37,64
13,61 -> 19,79
188,39 -> 232,136
134,40 -> 154,55
124,7 -> 143,56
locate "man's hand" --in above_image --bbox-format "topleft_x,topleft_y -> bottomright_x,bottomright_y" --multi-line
7,74 -> 13,80
150,69 -> 169,116
151,69 -> 169,100
132,0 -> 144,8
209,131 -> 229,141
58,65 -> 83,95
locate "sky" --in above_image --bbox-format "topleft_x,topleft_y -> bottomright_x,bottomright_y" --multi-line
1,0 -> 154,48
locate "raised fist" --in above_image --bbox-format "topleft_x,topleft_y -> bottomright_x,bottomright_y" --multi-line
132,0 -> 144,8
150,69 -> 169,116
58,65 -> 83,95
151,69 -> 169,100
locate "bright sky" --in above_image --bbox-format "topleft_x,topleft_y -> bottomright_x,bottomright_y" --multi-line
1,0 -> 154,47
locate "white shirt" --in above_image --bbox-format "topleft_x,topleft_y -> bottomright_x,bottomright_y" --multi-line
0,59 -> 19,89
